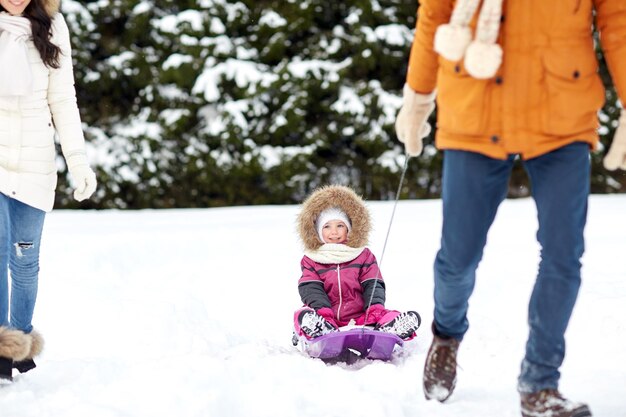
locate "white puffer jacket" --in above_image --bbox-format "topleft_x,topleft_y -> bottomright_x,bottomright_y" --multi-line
0,10 -> 88,212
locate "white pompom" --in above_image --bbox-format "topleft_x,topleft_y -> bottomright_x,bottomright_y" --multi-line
434,24 -> 472,61
464,41 -> 502,79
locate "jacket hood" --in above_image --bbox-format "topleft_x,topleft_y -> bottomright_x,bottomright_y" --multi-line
297,185 -> 371,251
43,0 -> 60,17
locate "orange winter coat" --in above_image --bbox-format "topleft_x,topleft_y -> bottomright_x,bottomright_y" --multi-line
407,0 -> 626,160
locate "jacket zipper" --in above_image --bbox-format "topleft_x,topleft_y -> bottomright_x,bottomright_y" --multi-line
336,265 -> 343,322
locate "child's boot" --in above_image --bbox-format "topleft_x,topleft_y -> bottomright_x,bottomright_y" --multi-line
377,311 -> 421,340
297,309 -> 336,339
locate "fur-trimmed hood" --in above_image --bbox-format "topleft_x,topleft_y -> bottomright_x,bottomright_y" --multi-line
297,185 -> 371,251
43,0 -> 61,17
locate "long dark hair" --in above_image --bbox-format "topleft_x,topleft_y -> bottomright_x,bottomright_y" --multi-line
1,0 -> 61,68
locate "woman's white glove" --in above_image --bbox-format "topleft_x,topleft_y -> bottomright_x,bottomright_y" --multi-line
395,84 -> 436,156
66,153 -> 97,201
604,110 -> 626,171
70,165 -> 97,201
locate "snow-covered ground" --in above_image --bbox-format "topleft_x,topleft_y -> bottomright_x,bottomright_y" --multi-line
1,195 -> 624,417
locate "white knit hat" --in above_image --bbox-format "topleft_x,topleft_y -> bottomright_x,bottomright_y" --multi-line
434,0 -> 503,79
316,207 -> 352,243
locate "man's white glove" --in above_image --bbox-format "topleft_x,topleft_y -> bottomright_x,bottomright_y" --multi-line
604,110 -> 626,171
395,84 -> 436,156
66,152 -> 97,202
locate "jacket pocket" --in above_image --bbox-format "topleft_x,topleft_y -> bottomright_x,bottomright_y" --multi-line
540,46 -> 604,135
436,59 -> 491,135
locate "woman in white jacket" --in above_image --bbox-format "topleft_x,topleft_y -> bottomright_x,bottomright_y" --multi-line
0,0 -> 97,382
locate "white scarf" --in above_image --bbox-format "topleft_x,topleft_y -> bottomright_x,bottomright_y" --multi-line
0,13 -> 33,96
304,243 -> 365,265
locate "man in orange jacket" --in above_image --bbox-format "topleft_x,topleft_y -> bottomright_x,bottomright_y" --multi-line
396,0 -> 626,416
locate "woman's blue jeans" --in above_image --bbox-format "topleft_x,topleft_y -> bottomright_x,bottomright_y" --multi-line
0,193 -> 46,334
432,142 -> 590,393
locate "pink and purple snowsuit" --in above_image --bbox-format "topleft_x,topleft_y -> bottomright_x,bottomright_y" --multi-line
293,247 -> 400,337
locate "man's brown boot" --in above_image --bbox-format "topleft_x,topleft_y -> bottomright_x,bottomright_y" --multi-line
423,323 -> 460,402
520,389 -> 592,417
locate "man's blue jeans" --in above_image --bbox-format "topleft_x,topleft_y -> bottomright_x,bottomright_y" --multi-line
433,142 -> 590,393
0,193 -> 46,334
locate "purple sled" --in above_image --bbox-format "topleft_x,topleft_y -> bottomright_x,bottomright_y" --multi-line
305,328 -> 403,361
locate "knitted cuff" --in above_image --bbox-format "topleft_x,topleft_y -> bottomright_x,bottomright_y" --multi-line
64,150 -> 88,171
403,84 -> 436,108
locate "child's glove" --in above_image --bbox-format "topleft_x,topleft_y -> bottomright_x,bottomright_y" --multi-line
604,110 -> 626,171
364,304 -> 388,325
66,153 -> 97,202
395,84 -> 436,156
317,307 -> 339,329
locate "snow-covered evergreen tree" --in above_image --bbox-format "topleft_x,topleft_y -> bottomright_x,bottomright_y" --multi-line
57,0 -> 623,209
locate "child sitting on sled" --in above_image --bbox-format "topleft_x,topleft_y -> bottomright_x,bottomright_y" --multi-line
293,185 -> 421,341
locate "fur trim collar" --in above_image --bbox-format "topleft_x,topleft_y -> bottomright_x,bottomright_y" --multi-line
297,185 -> 371,251
304,244 -> 365,264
